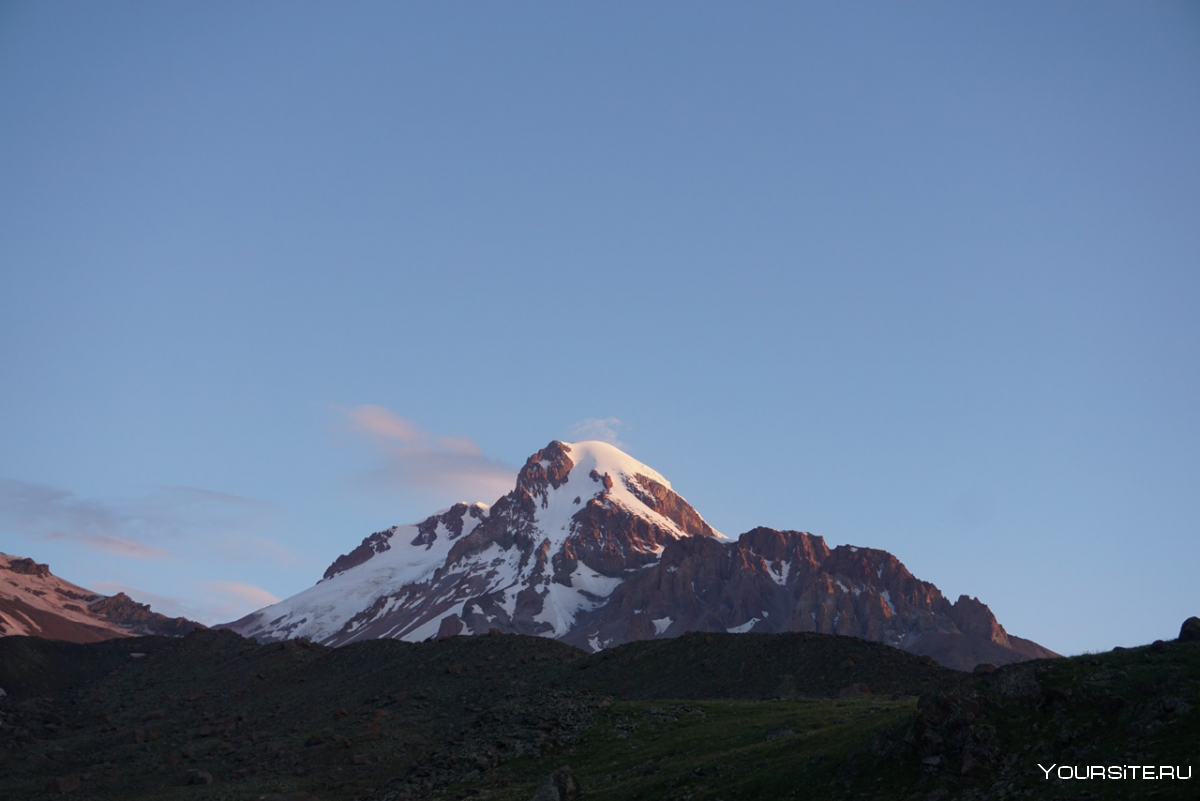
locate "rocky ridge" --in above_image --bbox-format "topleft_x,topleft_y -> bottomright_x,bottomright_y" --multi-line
0,553 -> 201,643
225,441 -> 1055,670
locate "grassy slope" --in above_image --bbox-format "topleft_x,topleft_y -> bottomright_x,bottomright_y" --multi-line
398,638 -> 1200,801
1,631 -> 1196,801
435,697 -> 918,801
969,640 -> 1200,800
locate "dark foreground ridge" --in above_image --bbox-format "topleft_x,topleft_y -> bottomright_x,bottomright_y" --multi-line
0,623 -> 1196,800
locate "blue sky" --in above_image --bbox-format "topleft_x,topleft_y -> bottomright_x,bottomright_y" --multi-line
1,2 -> 1197,654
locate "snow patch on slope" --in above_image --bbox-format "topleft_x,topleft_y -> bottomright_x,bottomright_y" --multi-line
232,504 -> 489,643
532,564 -> 622,636
727,618 -> 760,634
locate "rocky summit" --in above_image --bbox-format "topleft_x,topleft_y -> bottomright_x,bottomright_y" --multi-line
224,441 -> 1054,670
0,553 -> 200,643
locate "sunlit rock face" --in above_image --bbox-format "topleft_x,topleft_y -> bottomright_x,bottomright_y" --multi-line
0,554 -> 201,642
223,441 -> 1056,670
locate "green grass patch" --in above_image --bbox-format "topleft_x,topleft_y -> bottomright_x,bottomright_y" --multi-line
439,696 -> 919,800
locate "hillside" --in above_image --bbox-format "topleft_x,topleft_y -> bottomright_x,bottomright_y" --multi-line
1,622 -> 1195,800
0,553 -> 200,643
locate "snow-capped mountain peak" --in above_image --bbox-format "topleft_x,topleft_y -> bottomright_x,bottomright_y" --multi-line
518,440 -> 673,497
227,441 -> 721,645
222,440 -> 1056,670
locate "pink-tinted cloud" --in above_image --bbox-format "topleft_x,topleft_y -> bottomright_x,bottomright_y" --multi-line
42,532 -> 172,559
344,404 -> 424,442
194,580 -> 282,624
568,417 -> 628,448
439,436 -> 483,456
201,580 -> 281,610
338,406 -> 517,504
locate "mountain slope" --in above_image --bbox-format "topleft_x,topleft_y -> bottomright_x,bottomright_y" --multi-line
225,441 -> 1055,669
228,440 -> 721,645
0,553 -> 200,642
562,526 -> 1058,669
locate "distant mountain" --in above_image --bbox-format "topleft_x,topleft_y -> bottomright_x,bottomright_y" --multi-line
0,553 -> 201,642
224,441 -> 1056,670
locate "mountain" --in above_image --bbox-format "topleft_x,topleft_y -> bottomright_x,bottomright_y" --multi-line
225,440 -> 1056,669
0,552 -> 201,642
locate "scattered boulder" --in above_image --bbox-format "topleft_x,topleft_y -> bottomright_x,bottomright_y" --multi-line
1178,616 -> 1200,642
960,745 -> 988,778
908,687 -> 993,771
984,663 -> 1041,701
530,765 -> 580,801
44,775 -> 80,795
437,615 -> 465,638
185,769 -> 213,785
838,682 -> 871,698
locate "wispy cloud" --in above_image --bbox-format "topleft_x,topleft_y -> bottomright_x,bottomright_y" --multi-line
338,405 -> 517,504
44,532 -> 172,559
201,580 -> 281,612
0,478 -> 283,563
0,478 -> 175,559
345,405 -> 425,441
568,417 -> 627,448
